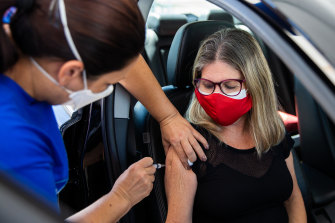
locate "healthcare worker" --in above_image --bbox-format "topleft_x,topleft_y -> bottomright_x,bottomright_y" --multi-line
0,0 -> 208,222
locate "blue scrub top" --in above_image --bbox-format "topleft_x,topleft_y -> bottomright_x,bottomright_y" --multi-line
0,74 -> 68,210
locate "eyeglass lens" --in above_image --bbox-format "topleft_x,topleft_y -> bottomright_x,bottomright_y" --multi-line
196,79 -> 242,96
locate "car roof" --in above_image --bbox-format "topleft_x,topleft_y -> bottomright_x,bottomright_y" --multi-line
269,0 -> 335,66
249,0 -> 335,86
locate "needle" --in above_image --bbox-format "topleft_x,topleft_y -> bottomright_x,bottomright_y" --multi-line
153,163 -> 165,169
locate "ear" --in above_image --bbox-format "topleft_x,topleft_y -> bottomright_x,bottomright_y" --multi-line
57,60 -> 84,88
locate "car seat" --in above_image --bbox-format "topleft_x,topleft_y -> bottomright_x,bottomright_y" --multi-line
145,14 -> 188,86
133,20 -> 235,223
295,78 -> 335,223
206,9 -> 234,25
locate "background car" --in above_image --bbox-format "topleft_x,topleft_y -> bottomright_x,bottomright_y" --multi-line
1,0 -> 334,222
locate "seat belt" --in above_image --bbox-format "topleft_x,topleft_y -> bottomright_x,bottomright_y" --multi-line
113,84 -> 132,171
101,84 -> 132,181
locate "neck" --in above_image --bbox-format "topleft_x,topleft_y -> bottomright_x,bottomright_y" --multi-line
4,57 -> 36,98
4,57 -> 68,104
222,115 -> 248,133
218,115 -> 254,149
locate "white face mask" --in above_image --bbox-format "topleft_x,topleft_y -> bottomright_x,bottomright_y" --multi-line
30,0 -> 114,112
63,85 -> 114,112
30,58 -> 114,112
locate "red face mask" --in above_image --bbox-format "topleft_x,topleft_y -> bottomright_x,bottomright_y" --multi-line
195,88 -> 252,126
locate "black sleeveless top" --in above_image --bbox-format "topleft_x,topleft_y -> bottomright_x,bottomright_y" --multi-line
192,125 -> 294,223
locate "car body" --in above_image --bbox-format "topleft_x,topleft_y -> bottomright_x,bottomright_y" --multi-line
1,0 -> 334,222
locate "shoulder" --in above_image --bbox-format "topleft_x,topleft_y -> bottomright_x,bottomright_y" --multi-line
271,133 -> 295,159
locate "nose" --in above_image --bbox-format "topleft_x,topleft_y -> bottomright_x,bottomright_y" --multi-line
213,83 -> 221,93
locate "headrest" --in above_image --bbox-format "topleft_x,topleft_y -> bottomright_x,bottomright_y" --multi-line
147,14 -> 188,37
166,20 -> 234,88
207,10 -> 234,25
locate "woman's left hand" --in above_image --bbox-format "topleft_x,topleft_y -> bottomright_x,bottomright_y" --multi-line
160,112 -> 208,169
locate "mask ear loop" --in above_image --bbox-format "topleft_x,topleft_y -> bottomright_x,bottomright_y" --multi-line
57,0 -> 88,89
30,57 -> 73,94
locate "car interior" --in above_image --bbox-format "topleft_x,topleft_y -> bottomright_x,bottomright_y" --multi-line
56,1 -> 335,223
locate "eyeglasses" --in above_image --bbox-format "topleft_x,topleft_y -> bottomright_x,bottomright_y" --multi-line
194,78 -> 245,96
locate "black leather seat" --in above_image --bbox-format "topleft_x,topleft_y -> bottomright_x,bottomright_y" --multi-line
133,20 -> 234,223
145,14 -> 188,86
295,78 -> 335,222
206,9 -> 234,25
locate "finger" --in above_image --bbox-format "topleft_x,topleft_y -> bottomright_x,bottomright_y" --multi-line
172,152 -> 188,170
145,165 -> 157,175
148,175 -> 155,183
181,139 -> 197,163
173,143 -> 191,169
191,128 -> 209,149
165,146 -> 175,166
188,136 -> 207,162
147,182 -> 154,195
136,157 -> 154,167
162,141 -> 170,155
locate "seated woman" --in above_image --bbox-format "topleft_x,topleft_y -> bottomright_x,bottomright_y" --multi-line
164,28 -> 307,223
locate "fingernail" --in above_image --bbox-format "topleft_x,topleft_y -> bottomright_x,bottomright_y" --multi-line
205,144 -> 209,149
202,156 -> 207,161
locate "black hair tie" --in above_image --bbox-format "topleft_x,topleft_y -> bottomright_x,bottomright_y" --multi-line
15,0 -> 35,12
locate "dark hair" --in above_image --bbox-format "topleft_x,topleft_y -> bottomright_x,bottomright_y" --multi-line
0,0 -> 145,77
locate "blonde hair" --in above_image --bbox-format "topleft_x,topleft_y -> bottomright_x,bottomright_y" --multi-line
186,28 -> 285,155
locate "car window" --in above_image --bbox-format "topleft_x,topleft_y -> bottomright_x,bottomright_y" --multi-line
148,0 -> 245,25
148,0 -> 220,18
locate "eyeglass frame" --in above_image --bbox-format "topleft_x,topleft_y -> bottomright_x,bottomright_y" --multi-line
194,78 -> 246,96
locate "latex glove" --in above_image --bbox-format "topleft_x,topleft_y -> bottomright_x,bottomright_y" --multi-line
160,112 -> 208,169
112,157 -> 156,208
165,148 -> 197,223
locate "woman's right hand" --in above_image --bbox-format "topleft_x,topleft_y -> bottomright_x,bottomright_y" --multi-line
165,148 -> 197,223
111,157 -> 156,209
67,157 -> 156,223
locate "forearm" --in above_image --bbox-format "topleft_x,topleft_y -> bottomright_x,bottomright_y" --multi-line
119,55 -> 178,124
166,198 -> 193,223
284,189 -> 307,223
284,154 -> 307,223
121,55 -> 208,165
66,190 -> 131,223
